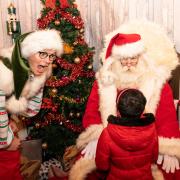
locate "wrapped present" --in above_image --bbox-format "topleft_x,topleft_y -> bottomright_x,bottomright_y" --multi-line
21,139 -> 42,161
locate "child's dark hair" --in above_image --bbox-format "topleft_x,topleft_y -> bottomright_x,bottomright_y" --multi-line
117,89 -> 146,118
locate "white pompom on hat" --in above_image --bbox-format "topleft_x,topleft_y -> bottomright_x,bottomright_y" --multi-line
21,29 -> 63,58
105,33 -> 145,59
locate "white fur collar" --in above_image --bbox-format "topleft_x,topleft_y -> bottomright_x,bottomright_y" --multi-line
0,60 -> 52,113
96,56 -> 170,127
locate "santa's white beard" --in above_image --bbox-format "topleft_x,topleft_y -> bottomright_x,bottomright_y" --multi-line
112,59 -> 147,88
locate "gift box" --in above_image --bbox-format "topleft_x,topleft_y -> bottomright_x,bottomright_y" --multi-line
21,139 -> 42,161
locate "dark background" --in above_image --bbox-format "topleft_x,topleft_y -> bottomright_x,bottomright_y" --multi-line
169,53 -> 180,99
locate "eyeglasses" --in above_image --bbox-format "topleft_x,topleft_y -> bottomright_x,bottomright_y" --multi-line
38,51 -> 57,61
120,57 -> 139,66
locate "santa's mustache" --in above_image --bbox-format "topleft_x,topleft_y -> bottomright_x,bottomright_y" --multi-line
121,65 -> 137,72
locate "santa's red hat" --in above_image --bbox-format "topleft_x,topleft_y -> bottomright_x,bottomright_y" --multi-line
105,33 -> 145,59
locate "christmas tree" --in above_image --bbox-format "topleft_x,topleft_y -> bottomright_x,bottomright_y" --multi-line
27,0 -> 95,162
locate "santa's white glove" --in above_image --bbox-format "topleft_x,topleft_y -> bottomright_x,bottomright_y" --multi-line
81,139 -> 98,159
157,154 -> 180,173
96,57 -> 117,86
100,71 -> 117,86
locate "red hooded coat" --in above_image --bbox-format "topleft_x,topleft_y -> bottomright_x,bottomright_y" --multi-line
95,114 -> 158,180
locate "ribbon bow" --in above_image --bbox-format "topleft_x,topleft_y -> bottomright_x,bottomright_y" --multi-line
45,0 -> 70,9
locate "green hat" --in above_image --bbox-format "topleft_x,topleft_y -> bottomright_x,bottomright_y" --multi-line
12,32 -> 31,100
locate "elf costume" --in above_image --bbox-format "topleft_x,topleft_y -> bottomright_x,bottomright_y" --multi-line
69,21 -> 180,180
0,29 -> 63,179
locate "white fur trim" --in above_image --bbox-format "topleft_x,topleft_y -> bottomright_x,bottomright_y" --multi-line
21,71 -> 48,99
0,61 -> 49,99
112,40 -> 144,59
69,158 -> 96,180
0,61 -> 14,95
98,80 -> 117,126
159,137 -> 180,158
0,53 -> 50,114
76,124 -> 104,149
21,29 -> 63,58
95,58 -> 117,125
6,96 -> 28,113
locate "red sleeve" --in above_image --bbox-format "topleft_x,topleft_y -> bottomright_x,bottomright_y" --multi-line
155,83 -> 180,138
95,129 -> 111,171
82,81 -> 102,128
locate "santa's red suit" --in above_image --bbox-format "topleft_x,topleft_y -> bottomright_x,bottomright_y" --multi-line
69,21 -> 180,180
78,81 -> 180,180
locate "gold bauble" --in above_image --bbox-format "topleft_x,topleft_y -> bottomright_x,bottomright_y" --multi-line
50,76 -> 57,81
78,79 -> 82,84
35,123 -> 40,129
64,43 -> 74,54
87,64 -> 93,69
74,57 -> 81,64
52,64 -> 57,68
69,112 -> 74,118
80,28 -> 84,33
55,20 -> 60,25
50,88 -> 58,97
42,142 -> 48,149
51,88 -> 58,94
73,41 -> 78,46
21,116 -> 26,121
76,112 -> 81,117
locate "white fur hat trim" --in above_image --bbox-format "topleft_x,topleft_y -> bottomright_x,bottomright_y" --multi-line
21,29 -> 63,58
112,40 -> 144,59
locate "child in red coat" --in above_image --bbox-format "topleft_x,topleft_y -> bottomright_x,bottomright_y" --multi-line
95,89 -> 159,180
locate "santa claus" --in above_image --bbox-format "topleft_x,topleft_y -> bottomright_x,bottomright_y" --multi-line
69,21 -> 180,180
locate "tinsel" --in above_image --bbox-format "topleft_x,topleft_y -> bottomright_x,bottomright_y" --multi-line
46,53 -> 94,87
59,95 -> 87,103
33,112 -> 84,133
45,0 -> 70,9
41,98 -> 58,112
37,8 -> 84,30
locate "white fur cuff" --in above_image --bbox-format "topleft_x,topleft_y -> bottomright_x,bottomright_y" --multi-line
159,136 -> 180,158
6,95 -> 28,114
76,124 -> 104,149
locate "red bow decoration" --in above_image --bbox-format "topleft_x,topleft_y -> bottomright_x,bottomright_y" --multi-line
45,0 -> 56,9
60,0 -> 70,8
42,98 -> 58,112
45,0 -> 70,9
